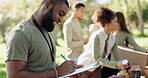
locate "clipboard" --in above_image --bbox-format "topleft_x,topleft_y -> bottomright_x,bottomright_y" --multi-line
58,63 -> 101,78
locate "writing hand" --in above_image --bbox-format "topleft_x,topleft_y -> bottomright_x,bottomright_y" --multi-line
56,60 -> 83,77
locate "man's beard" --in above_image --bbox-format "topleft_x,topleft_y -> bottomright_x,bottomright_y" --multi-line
42,7 -> 55,32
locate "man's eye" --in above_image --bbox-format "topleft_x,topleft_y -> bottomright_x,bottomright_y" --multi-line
59,13 -> 63,16
60,13 -> 64,16
59,12 -> 64,16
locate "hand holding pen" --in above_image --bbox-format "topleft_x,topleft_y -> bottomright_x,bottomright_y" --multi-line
56,54 -> 83,77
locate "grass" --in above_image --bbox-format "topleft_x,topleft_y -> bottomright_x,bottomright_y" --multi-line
132,28 -> 148,49
135,37 -> 148,48
0,70 -> 6,78
0,43 -> 6,78
0,28 -> 148,78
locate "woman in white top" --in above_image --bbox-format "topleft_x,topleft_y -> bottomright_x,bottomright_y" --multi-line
77,7 -> 129,78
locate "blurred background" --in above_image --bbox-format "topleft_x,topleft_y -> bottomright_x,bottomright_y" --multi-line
0,0 -> 148,78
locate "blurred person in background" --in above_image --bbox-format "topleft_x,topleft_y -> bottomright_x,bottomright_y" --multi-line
77,7 -> 129,78
115,12 -> 148,53
63,2 -> 88,63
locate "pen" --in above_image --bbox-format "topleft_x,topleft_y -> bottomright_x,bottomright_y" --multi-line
60,54 -> 67,61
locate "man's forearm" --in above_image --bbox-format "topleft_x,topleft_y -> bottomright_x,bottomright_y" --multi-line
7,68 -> 56,78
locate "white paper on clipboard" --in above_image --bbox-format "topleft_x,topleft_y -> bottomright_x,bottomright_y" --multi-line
58,63 -> 101,78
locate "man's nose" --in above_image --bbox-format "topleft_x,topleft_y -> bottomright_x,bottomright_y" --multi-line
59,17 -> 63,22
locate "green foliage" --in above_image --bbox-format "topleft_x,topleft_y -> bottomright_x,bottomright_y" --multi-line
137,34 -> 148,37
142,7 -> 148,23
130,11 -> 138,25
0,63 -> 5,68
0,70 -> 6,78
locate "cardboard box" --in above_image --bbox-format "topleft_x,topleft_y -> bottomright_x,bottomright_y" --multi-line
112,46 -> 148,75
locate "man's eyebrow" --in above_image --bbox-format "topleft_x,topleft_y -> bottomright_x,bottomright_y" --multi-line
60,10 -> 66,15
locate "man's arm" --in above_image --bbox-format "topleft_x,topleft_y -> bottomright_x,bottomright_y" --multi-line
6,61 -> 55,78
6,60 -> 81,78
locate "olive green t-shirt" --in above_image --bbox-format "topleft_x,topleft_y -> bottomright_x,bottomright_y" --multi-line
6,20 -> 56,72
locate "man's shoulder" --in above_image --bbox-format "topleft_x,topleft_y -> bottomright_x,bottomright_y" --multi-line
10,21 -> 35,33
64,18 -> 75,25
8,20 -> 37,39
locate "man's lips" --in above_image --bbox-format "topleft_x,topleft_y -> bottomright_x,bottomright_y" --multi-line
53,20 -> 61,26
53,21 -> 57,26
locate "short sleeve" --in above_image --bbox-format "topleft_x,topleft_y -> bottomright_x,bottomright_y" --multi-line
6,30 -> 29,62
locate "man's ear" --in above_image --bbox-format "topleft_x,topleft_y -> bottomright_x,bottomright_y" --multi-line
45,0 -> 52,10
73,8 -> 77,12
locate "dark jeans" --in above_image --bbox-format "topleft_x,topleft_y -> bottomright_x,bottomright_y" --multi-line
101,67 -> 120,78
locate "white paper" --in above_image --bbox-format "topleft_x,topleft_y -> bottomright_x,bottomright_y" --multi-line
58,63 -> 100,78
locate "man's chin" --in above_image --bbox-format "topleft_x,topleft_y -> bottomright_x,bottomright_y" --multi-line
78,17 -> 83,20
46,27 -> 54,32
43,24 -> 55,32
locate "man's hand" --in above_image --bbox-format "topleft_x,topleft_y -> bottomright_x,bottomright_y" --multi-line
56,60 -> 83,76
68,64 -> 84,78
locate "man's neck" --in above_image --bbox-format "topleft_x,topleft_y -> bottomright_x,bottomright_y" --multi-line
33,11 -> 43,27
71,13 -> 79,21
27,12 -> 43,27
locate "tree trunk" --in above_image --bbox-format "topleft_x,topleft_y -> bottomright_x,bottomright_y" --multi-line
2,30 -> 6,43
125,0 -> 131,30
136,0 -> 144,35
0,24 -> 6,43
